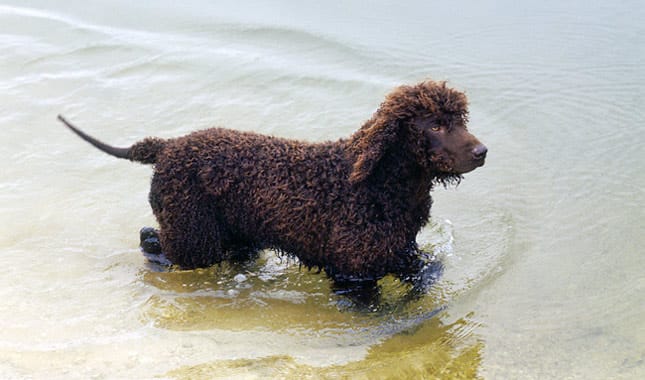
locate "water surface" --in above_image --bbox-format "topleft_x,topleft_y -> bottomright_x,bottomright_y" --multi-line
1,1 -> 643,378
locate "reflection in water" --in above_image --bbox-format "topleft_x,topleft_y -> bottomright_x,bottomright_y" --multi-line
141,249 -> 482,378
163,316 -> 483,379
140,250 -> 447,329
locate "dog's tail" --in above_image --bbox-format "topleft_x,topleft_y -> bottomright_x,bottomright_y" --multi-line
57,115 -> 165,164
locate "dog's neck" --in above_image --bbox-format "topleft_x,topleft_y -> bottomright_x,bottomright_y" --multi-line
377,148 -> 435,192
364,148 -> 435,231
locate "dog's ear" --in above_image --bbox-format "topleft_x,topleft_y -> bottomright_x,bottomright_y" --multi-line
349,118 -> 399,184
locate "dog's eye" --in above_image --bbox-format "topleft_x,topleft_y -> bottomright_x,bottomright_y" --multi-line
431,126 -> 441,132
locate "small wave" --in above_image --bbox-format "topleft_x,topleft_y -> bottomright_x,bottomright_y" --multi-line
0,5 -> 126,38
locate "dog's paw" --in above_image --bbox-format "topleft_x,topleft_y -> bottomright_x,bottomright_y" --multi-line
139,226 -> 173,268
139,226 -> 161,254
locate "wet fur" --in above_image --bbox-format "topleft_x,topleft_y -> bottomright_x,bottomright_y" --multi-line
61,81 -> 482,283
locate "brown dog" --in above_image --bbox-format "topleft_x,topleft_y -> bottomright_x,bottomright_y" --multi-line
60,80 -> 486,285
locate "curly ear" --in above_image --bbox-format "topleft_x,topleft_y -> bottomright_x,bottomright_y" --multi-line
349,119 -> 399,184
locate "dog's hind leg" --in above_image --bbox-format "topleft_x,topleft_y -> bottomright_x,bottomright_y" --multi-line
151,182 -> 225,269
158,212 -> 225,269
138,175 -> 174,266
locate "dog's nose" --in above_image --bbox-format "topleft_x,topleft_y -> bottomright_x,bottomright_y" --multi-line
472,144 -> 488,160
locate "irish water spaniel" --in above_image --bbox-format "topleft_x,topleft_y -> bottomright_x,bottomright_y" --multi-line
59,80 -> 487,284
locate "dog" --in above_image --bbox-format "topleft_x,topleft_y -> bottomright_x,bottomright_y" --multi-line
59,80 -> 486,286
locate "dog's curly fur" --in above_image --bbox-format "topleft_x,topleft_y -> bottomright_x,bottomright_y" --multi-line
60,80 -> 486,283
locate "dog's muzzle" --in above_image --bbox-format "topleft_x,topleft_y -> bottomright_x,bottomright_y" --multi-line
472,144 -> 487,166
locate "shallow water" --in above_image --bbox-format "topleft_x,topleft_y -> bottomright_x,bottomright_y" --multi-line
1,0 -> 644,379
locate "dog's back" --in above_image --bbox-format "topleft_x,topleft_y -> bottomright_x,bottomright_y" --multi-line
153,128 -> 352,264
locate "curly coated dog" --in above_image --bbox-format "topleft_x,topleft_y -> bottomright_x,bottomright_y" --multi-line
59,80 -> 486,285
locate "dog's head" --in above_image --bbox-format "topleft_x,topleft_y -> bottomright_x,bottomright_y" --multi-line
349,81 -> 487,184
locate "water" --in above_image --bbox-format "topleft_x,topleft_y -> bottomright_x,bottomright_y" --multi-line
1,0 -> 643,378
